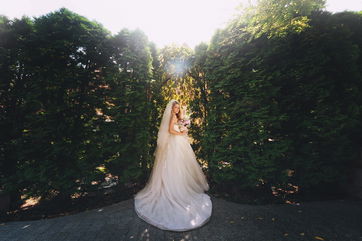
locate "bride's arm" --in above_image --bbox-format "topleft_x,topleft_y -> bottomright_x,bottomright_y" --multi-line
168,114 -> 184,135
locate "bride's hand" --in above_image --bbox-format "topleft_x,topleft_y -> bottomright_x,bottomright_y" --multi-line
181,129 -> 188,135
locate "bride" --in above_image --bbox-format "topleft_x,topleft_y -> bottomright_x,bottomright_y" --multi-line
134,99 -> 212,232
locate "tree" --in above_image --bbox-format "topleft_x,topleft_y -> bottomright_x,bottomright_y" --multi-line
234,0 -> 327,39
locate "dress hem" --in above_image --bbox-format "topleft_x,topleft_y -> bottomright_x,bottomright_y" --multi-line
134,198 -> 212,232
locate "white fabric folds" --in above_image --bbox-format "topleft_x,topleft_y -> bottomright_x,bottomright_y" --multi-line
134,123 -> 212,231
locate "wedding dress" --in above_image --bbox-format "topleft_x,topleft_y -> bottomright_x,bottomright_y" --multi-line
134,99 -> 212,232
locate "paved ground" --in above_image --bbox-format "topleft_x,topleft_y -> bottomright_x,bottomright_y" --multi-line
0,195 -> 361,241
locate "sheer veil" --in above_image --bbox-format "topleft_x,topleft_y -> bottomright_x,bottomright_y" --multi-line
153,99 -> 178,158
138,99 -> 178,192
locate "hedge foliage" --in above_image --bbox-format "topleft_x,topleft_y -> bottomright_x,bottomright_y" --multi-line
1,3 -> 361,206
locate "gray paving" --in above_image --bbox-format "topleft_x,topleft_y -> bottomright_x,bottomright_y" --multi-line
0,196 -> 361,241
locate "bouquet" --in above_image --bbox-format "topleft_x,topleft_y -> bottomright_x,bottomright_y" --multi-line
178,118 -> 191,132
177,105 -> 191,134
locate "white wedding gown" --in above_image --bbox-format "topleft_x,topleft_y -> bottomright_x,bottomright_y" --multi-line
134,123 -> 212,231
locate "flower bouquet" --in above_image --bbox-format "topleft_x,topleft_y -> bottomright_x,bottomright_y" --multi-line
177,105 -> 191,134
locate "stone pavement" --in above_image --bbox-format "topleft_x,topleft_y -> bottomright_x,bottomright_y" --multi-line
0,195 -> 361,241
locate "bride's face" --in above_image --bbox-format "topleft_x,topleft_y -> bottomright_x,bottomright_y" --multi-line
172,104 -> 180,114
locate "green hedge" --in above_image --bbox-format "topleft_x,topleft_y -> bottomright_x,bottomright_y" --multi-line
191,10 -> 362,195
1,6 -> 361,206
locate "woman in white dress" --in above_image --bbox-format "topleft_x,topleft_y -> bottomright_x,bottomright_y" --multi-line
134,99 -> 212,232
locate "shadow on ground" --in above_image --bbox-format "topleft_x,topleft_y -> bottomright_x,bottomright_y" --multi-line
1,195 -> 362,241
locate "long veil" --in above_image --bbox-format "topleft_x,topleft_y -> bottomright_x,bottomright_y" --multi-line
153,99 -> 178,158
136,99 -> 178,192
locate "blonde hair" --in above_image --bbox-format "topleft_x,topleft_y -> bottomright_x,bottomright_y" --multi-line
172,100 -> 181,121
